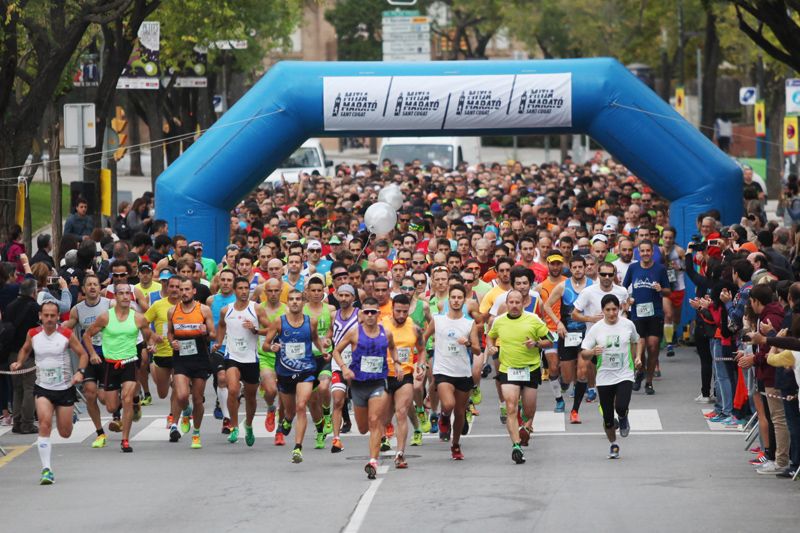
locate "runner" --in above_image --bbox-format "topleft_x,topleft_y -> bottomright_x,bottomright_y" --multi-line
167,277 -> 215,448
255,278 -> 285,442
485,290 -> 552,464
330,284 -> 360,453
622,240 -> 671,394
580,294 -> 641,459
263,289 -> 326,462
332,297 -> 399,479
214,276 -> 270,446
383,293 -> 425,467
304,275 -> 336,450
11,301 -> 89,484
63,274 -> 110,448
421,284 -> 481,460
207,269 -> 236,433
537,251 -> 567,413
398,275 -> 433,438
83,283 -> 153,452
660,227 -> 686,358
542,256 -> 594,423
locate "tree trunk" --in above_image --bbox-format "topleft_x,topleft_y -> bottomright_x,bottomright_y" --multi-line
659,49 -> 672,102
48,104 -> 63,257
700,5 -> 721,140
766,78 -> 784,201
128,100 -> 143,176
142,91 -> 164,191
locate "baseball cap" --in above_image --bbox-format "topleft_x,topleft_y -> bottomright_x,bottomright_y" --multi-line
591,234 -> 609,244
567,220 -> 582,228
546,251 -> 565,263
306,239 -> 322,250
329,235 -> 342,245
605,215 -> 619,227
139,262 -> 153,272
158,270 -> 173,280
287,207 -> 300,215
603,223 -> 617,233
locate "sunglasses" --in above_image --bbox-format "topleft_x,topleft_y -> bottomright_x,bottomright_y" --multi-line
598,272 -> 615,278
400,285 -> 415,291
112,272 -> 128,278
361,309 -> 379,315
412,260 -> 426,265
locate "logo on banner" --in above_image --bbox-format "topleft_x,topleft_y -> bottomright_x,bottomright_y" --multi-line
393,91 -> 440,117
454,90 -> 503,116
331,92 -> 379,118
517,89 -> 566,116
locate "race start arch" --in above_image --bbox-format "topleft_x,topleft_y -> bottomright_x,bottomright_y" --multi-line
156,58 -> 742,260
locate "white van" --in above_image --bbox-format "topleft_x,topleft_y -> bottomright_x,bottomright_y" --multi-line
379,136 -> 481,170
263,138 -> 334,184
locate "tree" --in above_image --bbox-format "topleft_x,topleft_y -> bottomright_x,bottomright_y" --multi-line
731,0 -> 800,73
325,0 -> 384,60
0,0 -> 132,241
421,0 -> 506,60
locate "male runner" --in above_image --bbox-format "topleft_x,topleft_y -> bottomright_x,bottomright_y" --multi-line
660,227 -> 686,358
11,301 -> 89,484
207,269 -> 236,433
538,251 -> 567,412
256,278 -> 285,441
485,290 -> 551,464
167,277 -> 215,448
304,275 -> 336,449
333,297 -> 399,479
330,284 -> 360,453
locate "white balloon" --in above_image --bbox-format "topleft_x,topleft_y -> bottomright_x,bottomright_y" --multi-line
378,184 -> 403,211
364,202 -> 397,235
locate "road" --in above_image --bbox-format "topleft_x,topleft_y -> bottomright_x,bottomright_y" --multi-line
0,345 -> 796,533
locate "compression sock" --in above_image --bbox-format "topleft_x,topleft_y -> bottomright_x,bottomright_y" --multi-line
314,418 -> 324,433
218,387 -> 230,418
37,437 -> 51,470
573,380 -> 588,412
322,404 -> 331,417
663,323 -> 674,344
550,379 -> 562,400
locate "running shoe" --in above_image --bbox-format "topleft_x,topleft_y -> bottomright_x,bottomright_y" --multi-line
108,418 -> 122,432
394,452 -> 408,469
462,413 -> 470,435
470,386 -> 482,405
213,403 -> 223,420
121,439 -> 133,453
417,409 -> 431,433
632,371 -> 644,392
645,383 -> 655,395
450,444 -> 464,460
709,413 -> 728,423
180,415 -> 191,434
749,453 -> 767,465
133,402 -> 142,422
704,410 -> 721,419
40,468 -> 55,485
245,424 -> 255,447
91,434 -> 107,448
554,398 -> 565,413
275,432 -> 286,446
481,363 -> 492,378
169,424 -> 181,442
341,421 -> 352,434
292,448 -> 303,463
331,437 -> 343,453
386,422 -> 394,438
281,418 -> 293,436
519,426 -> 531,447
756,460 -> 779,474
722,417 -> 741,427
750,446 -> 762,455
265,409 -> 276,433
430,413 -> 439,435
228,426 -> 239,444
569,410 -> 581,424
666,344 -> 675,358
586,388 -> 597,403
380,436 -> 392,451
222,417 -> 232,434
182,404 -> 193,417
499,405 -> 508,424
323,414 -> 333,436
140,393 -> 153,406
166,415 -> 175,429
365,459 -> 378,479
694,394 -> 713,404
438,414 -> 451,441
654,369 -> 662,378
411,430 -> 423,446
315,431 -> 326,449
191,434 -> 202,449
512,444 -> 525,465
619,416 -> 630,438
607,443 -> 620,459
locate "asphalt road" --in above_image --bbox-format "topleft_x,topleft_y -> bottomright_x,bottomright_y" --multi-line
1,346 -> 797,533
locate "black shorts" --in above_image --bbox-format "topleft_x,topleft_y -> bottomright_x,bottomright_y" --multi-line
434,374 -> 474,392
634,316 -> 664,339
174,357 -> 212,381
83,361 -> 105,383
102,359 -> 138,391
153,356 -> 173,369
497,367 -> 542,389
558,344 -> 581,362
224,359 -> 260,385
34,385 -> 77,407
209,350 -> 226,374
387,373 -> 413,394
277,371 -> 316,394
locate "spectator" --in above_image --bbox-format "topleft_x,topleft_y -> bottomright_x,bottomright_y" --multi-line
756,230 -> 792,275
30,233 -> 55,269
63,197 -> 94,238
1,224 -> 26,281
4,278 -> 40,433
30,262 -> 71,314
126,197 -> 152,234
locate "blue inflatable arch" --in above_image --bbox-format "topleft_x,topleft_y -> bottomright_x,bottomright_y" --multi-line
156,58 -> 742,260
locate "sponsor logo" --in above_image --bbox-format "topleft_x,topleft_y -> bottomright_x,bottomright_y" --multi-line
331,92 -> 379,118
454,90 -> 502,116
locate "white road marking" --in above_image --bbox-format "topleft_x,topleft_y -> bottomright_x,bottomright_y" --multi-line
0,426 -> 11,437
532,411 -> 565,432
462,430 -> 741,438
627,409 -> 663,431
50,420 -> 98,444
343,465 -> 390,533
131,418 -> 171,441
239,415 -> 275,437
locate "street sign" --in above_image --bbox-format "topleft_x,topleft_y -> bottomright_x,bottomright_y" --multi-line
212,40 -> 248,50
787,79 -> 800,115
64,104 -> 96,149
739,86 -> 757,105
382,10 -> 430,62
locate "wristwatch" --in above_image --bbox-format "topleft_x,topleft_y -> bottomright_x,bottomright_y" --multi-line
77,368 -> 86,375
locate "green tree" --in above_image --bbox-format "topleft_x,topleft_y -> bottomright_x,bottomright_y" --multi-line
325,0 -> 384,60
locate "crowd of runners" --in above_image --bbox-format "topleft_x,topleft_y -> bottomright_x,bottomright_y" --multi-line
1,153 -> 798,484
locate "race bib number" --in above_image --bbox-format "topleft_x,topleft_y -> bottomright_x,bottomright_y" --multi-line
602,349 -> 625,370
39,366 -> 63,386
162,323 -> 168,337
507,367 -> 531,382
564,332 -> 583,347
636,302 -> 655,318
397,347 -> 411,363
447,341 -> 461,354
342,345 -> 353,366
285,342 -> 305,360
178,339 -> 198,356
360,356 -> 384,374
232,336 -> 249,353
667,269 -> 677,284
